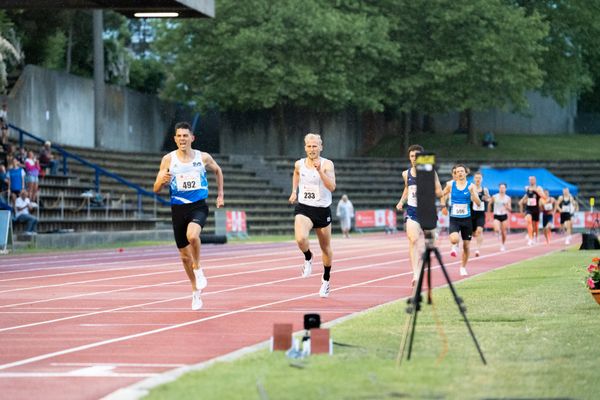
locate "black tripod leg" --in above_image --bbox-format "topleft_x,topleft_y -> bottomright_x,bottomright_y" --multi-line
432,247 -> 487,365
406,249 -> 430,361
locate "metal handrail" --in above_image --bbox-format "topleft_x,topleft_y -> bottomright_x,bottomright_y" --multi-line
9,124 -> 170,215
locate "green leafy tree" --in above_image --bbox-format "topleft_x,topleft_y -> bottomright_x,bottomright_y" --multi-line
0,11 -> 23,92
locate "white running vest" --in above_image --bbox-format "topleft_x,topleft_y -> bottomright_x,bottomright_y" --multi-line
298,158 -> 332,208
492,194 -> 509,215
168,150 -> 208,205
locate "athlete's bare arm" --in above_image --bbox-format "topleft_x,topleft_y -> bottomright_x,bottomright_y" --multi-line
469,183 -> 482,206
434,172 -> 443,198
315,158 -> 336,192
518,194 -> 528,213
396,170 -> 409,211
536,186 -> 546,199
202,152 -> 224,208
153,154 -> 172,193
288,160 -> 300,204
554,195 -> 562,213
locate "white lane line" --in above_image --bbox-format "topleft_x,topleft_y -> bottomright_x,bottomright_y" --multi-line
0,266 -> 412,372
51,362 -> 185,367
0,372 -> 156,378
0,244 -> 406,309
0,237 -> 383,273
0,237 -> 564,373
0,240 -> 401,285
0,253 -> 408,332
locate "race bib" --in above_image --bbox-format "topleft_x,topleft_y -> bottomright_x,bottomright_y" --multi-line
562,204 -> 572,213
452,203 -> 469,216
543,203 -> 553,211
407,186 -> 417,207
176,174 -> 200,191
527,198 -> 537,206
302,184 -> 320,201
473,201 -> 485,211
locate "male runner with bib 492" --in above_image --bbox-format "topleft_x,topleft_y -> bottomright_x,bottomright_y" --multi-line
441,164 -> 481,276
289,133 -> 336,298
153,122 -> 224,311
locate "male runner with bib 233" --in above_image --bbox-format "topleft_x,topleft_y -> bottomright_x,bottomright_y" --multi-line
154,122 -> 224,311
289,133 -> 336,298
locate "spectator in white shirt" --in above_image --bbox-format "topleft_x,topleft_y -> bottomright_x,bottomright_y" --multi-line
14,190 -> 38,235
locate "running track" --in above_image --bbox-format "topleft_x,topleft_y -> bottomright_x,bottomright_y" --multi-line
0,232 -> 567,399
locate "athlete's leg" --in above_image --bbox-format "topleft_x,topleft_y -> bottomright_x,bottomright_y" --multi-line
525,213 -> 533,240
500,220 -> 508,245
461,239 -> 470,269
565,219 -> 572,244
295,214 -> 314,252
315,224 -> 333,297
406,219 -> 421,283
493,219 -> 501,239
474,226 -> 484,255
186,222 -> 202,270
295,214 -> 315,277
315,224 -> 333,268
178,245 -> 197,290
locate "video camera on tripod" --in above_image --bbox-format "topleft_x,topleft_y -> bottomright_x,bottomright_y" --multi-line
398,152 -> 487,365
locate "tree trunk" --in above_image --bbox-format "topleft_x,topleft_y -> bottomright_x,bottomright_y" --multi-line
66,23 -> 73,73
466,108 -> 477,145
423,114 -> 434,133
361,110 -> 377,153
402,111 -> 410,155
275,103 -> 288,156
410,110 -> 422,133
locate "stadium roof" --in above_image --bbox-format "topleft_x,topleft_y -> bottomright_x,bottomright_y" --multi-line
0,0 -> 214,18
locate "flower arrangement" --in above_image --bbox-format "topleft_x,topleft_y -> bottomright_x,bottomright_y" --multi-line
586,257 -> 600,290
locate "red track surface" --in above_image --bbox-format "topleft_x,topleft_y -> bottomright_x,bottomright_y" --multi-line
0,232 -> 567,399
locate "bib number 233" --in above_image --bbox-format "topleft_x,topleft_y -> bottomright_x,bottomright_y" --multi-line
303,184 -> 320,201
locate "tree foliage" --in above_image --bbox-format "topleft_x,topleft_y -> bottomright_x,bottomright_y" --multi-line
153,0 -> 550,121
154,0 -> 400,112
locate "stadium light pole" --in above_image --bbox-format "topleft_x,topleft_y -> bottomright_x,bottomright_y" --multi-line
93,9 -> 104,149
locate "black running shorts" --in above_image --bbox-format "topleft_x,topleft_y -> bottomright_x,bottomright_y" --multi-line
294,203 -> 332,229
171,199 -> 209,248
494,214 -> 508,222
560,212 -> 571,224
471,210 -> 486,231
449,216 -> 473,241
526,207 -> 540,222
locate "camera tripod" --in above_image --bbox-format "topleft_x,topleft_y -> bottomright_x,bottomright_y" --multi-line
398,230 -> 487,365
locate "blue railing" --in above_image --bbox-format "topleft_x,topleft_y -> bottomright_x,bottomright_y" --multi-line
9,124 -> 170,214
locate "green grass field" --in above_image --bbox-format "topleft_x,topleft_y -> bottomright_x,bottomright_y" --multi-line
367,133 -> 600,160
145,249 -> 599,400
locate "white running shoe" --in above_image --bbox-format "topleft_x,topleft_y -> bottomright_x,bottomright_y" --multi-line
194,268 -> 207,291
450,245 -> 458,258
527,239 -> 534,246
191,290 -> 203,310
500,245 -> 506,252
475,250 -> 480,257
459,267 -> 468,276
565,236 -> 571,245
302,259 -> 312,278
319,279 -> 330,298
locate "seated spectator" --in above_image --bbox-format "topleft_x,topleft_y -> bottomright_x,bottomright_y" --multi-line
0,125 -> 9,152
39,141 -> 58,176
14,190 -> 38,235
0,164 -> 8,202
24,150 -> 40,200
7,157 -> 25,203
482,131 -> 498,148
